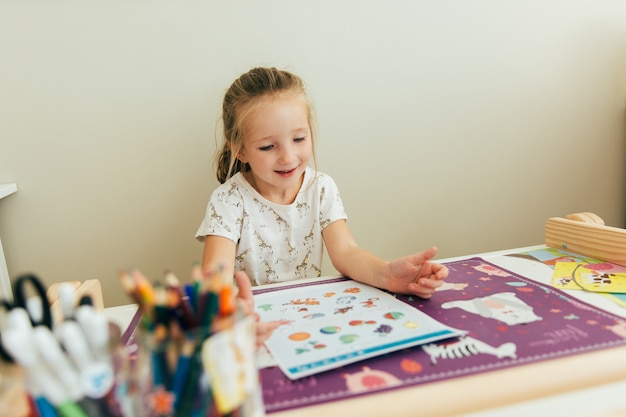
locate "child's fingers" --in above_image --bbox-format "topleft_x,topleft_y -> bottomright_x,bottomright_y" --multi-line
234,270 -> 254,311
255,320 -> 285,347
234,270 -> 253,295
408,277 -> 444,299
405,246 -> 438,267
432,264 -> 449,280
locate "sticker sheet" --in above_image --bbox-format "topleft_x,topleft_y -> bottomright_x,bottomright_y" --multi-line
254,280 -> 466,379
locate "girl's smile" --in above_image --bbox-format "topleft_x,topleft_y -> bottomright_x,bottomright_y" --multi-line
276,167 -> 297,177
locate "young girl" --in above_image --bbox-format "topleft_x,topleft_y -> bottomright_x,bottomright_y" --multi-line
196,67 -> 449,341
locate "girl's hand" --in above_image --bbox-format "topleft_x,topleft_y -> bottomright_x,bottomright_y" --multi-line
253,319 -> 286,349
234,270 -> 256,313
386,246 -> 448,298
234,270 -> 286,349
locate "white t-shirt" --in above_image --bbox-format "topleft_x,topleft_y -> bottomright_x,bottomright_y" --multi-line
196,167 -> 347,285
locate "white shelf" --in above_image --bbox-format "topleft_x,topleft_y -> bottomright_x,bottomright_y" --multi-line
0,183 -> 18,200
0,182 -> 17,300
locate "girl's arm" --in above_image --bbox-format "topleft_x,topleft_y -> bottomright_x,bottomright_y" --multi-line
202,235 -> 285,348
201,235 -> 237,279
322,220 -> 448,298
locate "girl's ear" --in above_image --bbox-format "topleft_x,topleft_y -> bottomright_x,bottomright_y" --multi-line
235,151 -> 248,164
230,143 -> 248,163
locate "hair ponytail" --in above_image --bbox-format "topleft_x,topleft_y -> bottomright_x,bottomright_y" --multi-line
215,142 -> 247,184
215,143 -> 232,184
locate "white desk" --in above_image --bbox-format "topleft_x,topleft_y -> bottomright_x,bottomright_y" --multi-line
104,245 -> 626,417
0,183 -> 18,300
104,303 -> 140,332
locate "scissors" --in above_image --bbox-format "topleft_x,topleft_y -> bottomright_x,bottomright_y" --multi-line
0,273 -> 53,362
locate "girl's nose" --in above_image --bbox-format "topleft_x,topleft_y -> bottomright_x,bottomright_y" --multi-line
278,145 -> 295,164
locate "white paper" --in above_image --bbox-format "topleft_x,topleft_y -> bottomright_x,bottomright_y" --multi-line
254,280 -> 466,379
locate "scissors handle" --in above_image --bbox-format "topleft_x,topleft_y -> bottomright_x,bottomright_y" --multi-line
13,273 -> 53,329
0,299 -> 14,362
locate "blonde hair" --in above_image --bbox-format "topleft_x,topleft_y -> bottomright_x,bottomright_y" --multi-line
215,67 -> 317,183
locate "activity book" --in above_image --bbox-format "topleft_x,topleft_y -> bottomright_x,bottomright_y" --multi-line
254,279 -> 466,379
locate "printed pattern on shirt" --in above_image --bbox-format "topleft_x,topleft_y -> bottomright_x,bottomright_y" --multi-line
196,168 -> 347,285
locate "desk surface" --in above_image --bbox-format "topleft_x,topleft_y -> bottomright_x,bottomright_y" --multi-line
105,245 -> 626,417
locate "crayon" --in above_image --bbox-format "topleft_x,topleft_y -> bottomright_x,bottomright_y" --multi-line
183,284 -> 197,314
131,270 -> 156,307
151,285 -> 171,388
174,350 -> 203,417
117,271 -> 138,304
164,272 -> 198,329
219,285 -> 235,317
170,337 -> 195,410
56,401 -> 89,417
34,397 -> 60,417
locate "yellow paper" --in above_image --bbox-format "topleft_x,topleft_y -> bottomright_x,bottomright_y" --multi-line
552,262 -> 626,293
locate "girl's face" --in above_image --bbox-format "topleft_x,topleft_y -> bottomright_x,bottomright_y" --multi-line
237,93 -> 312,205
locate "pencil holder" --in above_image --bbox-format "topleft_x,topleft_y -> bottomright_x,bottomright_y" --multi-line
129,312 -> 264,417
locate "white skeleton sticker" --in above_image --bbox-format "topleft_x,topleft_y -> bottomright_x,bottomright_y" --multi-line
422,336 -> 517,364
441,292 -> 542,325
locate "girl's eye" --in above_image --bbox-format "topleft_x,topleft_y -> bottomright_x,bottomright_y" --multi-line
259,145 -> 273,151
294,137 -> 306,143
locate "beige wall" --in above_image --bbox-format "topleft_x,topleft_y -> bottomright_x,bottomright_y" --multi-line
1,1 -> 625,307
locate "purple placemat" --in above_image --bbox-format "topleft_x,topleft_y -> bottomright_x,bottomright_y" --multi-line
255,257 -> 626,413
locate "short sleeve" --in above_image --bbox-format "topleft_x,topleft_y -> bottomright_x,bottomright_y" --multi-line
317,173 -> 348,230
195,181 -> 244,243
